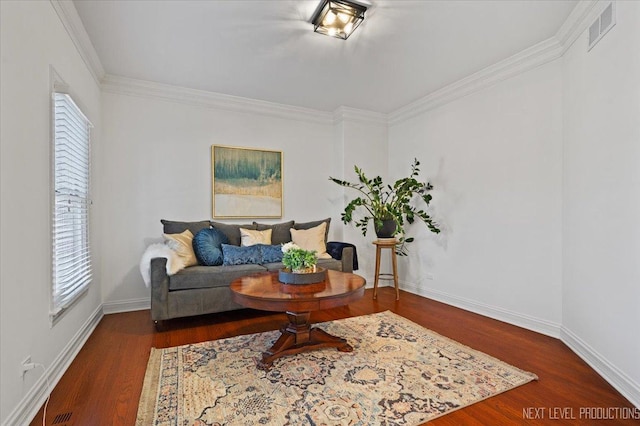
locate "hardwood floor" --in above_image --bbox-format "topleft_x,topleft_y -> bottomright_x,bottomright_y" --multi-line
30,288 -> 637,425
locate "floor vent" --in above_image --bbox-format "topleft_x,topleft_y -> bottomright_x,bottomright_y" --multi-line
52,412 -> 72,424
588,2 -> 616,51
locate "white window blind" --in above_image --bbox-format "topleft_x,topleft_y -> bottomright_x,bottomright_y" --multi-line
51,92 -> 92,320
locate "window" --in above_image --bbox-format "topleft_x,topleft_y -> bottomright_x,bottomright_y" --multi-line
51,92 -> 93,322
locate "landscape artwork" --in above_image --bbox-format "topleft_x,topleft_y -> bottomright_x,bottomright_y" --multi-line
212,145 -> 283,218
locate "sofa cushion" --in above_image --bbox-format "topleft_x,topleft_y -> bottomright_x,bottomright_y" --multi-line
259,244 -> 284,264
254,220 -> 294,245
212,221 -> 257,246
168,264 -> 266,290
293,218 -> 331,242
163,229 -> 198,267
290,222 -> 332,259
240,228 -> 272,246
161,219 -> 210,235
316,256 -> 343,270
222,244 -> 262,266
193,228 -> 229,266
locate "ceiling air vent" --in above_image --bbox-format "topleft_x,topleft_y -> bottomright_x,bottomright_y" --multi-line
588,2 -> 616,51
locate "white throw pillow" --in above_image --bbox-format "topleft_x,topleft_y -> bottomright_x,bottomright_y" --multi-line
240,228 -> 272,246
290,222 -> 331,259
163,229 -> 198,267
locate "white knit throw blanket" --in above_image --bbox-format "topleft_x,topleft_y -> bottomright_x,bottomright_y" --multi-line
139,243 -> 185,288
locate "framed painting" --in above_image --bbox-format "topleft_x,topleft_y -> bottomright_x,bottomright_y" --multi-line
211,145 -> 283,218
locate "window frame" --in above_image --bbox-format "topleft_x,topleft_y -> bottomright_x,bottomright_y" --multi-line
49,70 -> 94,325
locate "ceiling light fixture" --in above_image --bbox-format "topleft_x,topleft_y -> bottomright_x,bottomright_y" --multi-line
311,0 -> 368,40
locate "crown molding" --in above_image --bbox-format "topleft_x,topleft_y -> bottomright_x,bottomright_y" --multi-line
389,37 -> 563,125
52,0 -> 602,130
49,0 -> 105,86
101,74 -> 334,125
388,0 -> 605,126
556,0 -> 599,54
333,106 -> 388,126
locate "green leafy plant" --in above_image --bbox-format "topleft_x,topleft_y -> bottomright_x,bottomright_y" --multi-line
329,158 -> 440,255
281,243 -> 317,272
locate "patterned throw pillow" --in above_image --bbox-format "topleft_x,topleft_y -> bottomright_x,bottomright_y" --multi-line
221,244 -> 262,266
193,228 -> 230,266
258,244 -> 284,264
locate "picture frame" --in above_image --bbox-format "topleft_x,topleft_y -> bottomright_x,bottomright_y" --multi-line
211,145 -> 283,218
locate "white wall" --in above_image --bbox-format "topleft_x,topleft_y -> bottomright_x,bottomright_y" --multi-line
0,1 -> 102,423
562,0 -> 640,402
335,111 -> 389,283
388,60 -> 564,335
99,91 -> 345,305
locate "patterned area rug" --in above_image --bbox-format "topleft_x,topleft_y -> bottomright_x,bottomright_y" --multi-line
137,311 -> 537,425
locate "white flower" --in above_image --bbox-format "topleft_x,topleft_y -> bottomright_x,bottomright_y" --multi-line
281,242 -> 300,253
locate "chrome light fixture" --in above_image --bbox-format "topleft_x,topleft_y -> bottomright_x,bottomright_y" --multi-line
311,0 -> 368,40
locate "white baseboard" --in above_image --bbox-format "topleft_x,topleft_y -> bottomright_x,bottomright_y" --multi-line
400,280 -> 562,338
400,280 -> 639,408
102,297 -> 150,314
561,326 -> 640,409
2,304 -> 103,426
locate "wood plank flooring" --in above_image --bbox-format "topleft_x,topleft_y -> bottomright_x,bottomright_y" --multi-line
30,288 -> 637,425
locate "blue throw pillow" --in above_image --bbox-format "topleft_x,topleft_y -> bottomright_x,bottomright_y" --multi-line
259,244 -> 284,264
193,228 -> 229,266
222,244 -> 262,266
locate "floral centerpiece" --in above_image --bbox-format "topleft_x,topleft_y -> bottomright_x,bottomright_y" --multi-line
281,242 -> 317,273
279,243 -> 326,284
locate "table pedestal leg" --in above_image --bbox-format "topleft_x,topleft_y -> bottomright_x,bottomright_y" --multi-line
257,311 -> 353,370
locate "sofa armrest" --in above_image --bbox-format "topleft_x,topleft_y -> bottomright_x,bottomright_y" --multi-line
326,242 -> 357,273
340,247 -> 354,273
150,257 -> 170,321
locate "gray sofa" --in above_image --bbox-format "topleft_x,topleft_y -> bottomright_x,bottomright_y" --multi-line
150,218 -> 354,324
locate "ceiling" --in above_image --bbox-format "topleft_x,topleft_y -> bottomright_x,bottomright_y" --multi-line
73,0 -> 578,114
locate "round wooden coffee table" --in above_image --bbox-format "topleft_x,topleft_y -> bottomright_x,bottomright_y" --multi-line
230,269 -> 366,370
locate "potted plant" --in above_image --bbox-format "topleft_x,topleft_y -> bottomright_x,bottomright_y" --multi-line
329,158 -> 440,254
281,242 -> 317,273
279,243 -> 328,284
